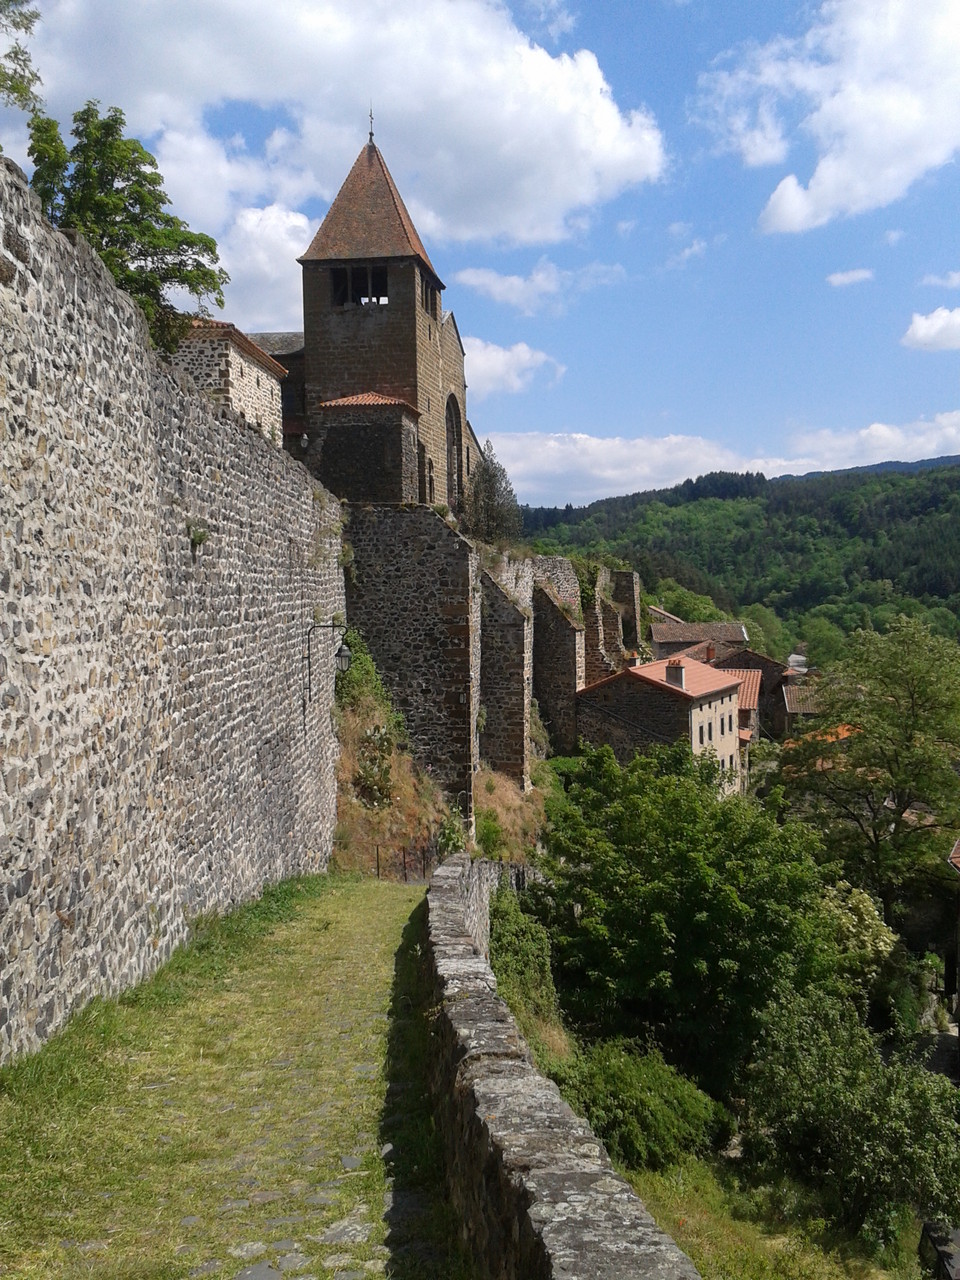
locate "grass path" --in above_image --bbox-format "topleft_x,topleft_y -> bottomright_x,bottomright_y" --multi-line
0,874 -> 474,1280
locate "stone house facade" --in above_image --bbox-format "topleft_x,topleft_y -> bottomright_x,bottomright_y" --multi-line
171,318 -> 285,445
713,646 -> 788,738
578,656 -> 742,791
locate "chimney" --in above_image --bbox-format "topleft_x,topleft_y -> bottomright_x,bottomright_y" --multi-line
665,658 -> 685,689
706,643 -> 716,663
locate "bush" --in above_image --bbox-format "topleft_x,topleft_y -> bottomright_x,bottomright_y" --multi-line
553,1039 -> 728,1172
436,811 -> 466,859
335,628 -> 403,738
475,807 -> 504,859
743,989 -> 960,1244
489,883 -> 558,1024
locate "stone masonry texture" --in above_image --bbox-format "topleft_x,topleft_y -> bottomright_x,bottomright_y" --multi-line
0,158 -> 343,1062
533,584 -> 584,754
344,504 -> 479,807
479,571 -> 531,788
171,332 -> 283,446
426,854 -> 703,1280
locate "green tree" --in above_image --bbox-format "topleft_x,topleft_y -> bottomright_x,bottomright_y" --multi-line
27,101 -> 228,351
782,614 -> 960,920
461,440 -> 522,544
529,744 -> 836,1097
743,989 -> 960,1242
0,0 -> 40,124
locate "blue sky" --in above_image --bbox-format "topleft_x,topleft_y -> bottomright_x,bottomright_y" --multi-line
5,0 -> 960,504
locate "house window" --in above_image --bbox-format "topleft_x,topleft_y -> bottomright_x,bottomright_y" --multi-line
699,725 -> 704,745
466,445 -> 471,476
331,264 -> 389,306
729,754 -> 734,770
720,718 -> 725,736
427,459 -> 435,503
728,713 -> 733,732
708,722 -> 713,742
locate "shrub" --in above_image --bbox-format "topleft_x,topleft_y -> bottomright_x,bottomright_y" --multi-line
335,628 -> 403,738
743,989 -> 960,1244
474,807 -> 504,859
436,812 -> 466,859
553,1039 -> 728,1172
489,883 -> 558,1025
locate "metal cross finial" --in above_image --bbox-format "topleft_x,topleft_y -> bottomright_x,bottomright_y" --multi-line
369,105 -> 374,144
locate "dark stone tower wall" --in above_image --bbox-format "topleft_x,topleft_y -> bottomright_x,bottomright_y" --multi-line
303,259 -> 420,413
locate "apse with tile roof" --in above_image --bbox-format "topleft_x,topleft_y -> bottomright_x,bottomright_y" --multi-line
294,132 -> 476,508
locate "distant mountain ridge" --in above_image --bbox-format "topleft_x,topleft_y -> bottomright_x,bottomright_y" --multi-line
523,456 -> 960,664
774,454 -> 960,481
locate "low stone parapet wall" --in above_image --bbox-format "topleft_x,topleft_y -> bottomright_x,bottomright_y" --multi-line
426,853 -> 702,1280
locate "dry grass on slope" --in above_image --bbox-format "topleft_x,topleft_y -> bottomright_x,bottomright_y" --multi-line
333,697 -> 447,877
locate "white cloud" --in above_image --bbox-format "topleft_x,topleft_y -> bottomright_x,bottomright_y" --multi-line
463,337 -> 566,400
902,307 -> 960,351
922,270 -> 960,288
454,256 -> 623,315
491,410 -> 960,505
668,220 -> 692,238
8,0 -> 665,252
666,238 -> 706,268
218,204 -> 313,330
826,267 -> 873,286
696,0 -> 960,233
525,0 -> 577,41
885,229 -> 904,246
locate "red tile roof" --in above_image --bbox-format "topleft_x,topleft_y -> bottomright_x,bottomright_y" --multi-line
319,391 -> 418,414
622,656 -> 742,701
181,318 -> 287,379
724,669 -> 762,712
300,143 -> 440,283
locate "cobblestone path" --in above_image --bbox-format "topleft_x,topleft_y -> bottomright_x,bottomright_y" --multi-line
0,876 -> 473,1280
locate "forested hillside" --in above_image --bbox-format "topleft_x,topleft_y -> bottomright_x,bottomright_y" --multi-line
524,463 -> 960,662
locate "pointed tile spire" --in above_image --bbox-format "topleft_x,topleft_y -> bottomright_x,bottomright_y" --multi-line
300,142 -> 441,285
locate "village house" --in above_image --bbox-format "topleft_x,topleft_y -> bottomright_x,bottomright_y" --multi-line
171,317 -> 286,445
721,667 -> 761,765
577,655 -> 743,792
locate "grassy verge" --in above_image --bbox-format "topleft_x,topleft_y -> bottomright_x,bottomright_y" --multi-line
0,874 -> 468,1279
378,901 -> 476,1279
629,1159 -> 919,1280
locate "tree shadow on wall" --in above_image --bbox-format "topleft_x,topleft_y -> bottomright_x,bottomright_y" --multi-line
379,900 -> 478,1280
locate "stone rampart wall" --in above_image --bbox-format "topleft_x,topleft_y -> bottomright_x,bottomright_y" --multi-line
530,555 -> 580,608
479,572 -> 531,788
344,504 -> 478,806
611,570 -> 643,650
426,854 -> 702,1280
533,584 -> 583,754
0,158 -> 343,1062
